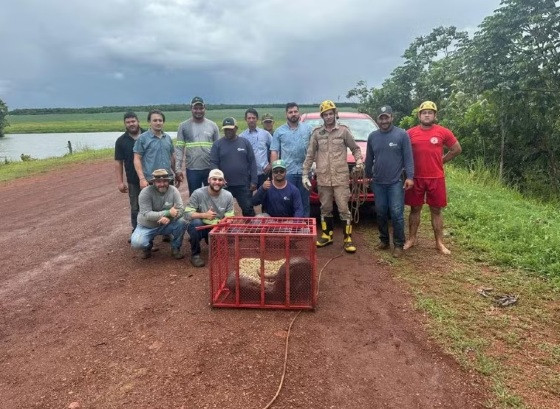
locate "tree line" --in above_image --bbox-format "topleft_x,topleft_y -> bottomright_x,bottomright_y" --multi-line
8,102 -> 358,116
347,0 -> 560,200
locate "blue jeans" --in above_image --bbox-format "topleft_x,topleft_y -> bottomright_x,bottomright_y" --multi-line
131,219 -> 187,250
287,174 -> 310,217
187,218 -> 210,256
226,185 -> 255,216
372,181 -> 405,247
186,168 -> 210,196
128,183 -> 141,230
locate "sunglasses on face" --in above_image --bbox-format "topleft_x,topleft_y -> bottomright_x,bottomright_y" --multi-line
272,169 -> 285,174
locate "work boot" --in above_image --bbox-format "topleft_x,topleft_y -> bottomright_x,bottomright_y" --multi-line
376,242 -> 390,250
141,248 -> 152,259
392,247 -> 403,258
316,216 -> 334,247
171,247 -> 184,260
343,222 -> 356,253
190,254 -> 205,268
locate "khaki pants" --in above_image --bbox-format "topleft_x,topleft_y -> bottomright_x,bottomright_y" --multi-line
318,185 -> 351,221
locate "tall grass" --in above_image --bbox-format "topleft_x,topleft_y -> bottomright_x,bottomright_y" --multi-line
446,161 -> 560,284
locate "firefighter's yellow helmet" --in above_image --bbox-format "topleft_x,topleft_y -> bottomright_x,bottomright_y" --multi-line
319,100 -> 337,115
418,101 -> 437,112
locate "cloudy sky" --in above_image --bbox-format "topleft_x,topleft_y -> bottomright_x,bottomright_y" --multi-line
0,0 -> 502,109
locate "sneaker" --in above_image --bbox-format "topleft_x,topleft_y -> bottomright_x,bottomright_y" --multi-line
162,235 -> 172,243
141,248 -> 152,259
376,242 -> 390,250
392,247 -> 403,258
190,254 -> 205,268
171,248 -> 184,260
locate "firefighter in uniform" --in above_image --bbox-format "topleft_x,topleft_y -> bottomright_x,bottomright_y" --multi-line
302,100 -> 364,253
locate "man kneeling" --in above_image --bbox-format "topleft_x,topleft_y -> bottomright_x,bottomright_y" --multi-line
185,169 -> 235,267
131,169 -> 187,259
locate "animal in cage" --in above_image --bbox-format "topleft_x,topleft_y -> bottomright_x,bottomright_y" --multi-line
225,256 -> 313,302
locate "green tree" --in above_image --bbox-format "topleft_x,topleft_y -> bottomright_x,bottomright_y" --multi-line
347,26 -> 468,122
0,98 -> 8,138
461,0 -> 560,196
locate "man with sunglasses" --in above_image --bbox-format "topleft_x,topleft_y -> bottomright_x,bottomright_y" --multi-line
252,159 -> 304,217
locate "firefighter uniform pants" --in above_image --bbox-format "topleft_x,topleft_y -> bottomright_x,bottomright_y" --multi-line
318,185 -> 351,221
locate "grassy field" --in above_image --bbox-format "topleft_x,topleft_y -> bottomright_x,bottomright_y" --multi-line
361,162 -> 560,408
5,107 -> 326,134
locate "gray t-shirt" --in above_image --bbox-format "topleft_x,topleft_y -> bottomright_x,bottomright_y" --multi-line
137,185 -> 184,229
185,187 -> 235,224
175,118 -> 220,170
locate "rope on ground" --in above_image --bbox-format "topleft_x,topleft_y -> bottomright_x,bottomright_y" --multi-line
349,167 -> 368,224
262,250 -> 344,409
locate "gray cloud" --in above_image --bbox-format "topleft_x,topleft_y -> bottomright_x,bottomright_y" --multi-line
0,0 -> 502,108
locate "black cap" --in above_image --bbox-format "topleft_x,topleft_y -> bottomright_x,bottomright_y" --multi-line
377,105 -> 393,118
191,96 -> 204,106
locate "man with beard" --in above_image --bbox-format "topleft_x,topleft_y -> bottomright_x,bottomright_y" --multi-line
302,100 -> 363,253
130,169 -> 187,260
252,159 -> 303,217
133,109 -> 178,190
239,108 -> 272,189
270,102 -> 313,216
365,105 -> 414,258
185,169 -> 235,267
404,101 -> 462,254
210,117 -> 257,217
175,96 -> 220,196
115,112 -> 145,241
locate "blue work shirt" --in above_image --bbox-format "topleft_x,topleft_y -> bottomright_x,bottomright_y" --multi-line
239,127 -> 272,175
364,125 -> 414,184
133,130 -> 175,180
271,122 -> 312,175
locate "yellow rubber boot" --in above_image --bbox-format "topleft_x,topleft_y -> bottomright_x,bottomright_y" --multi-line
343,223 -> 356,253
316,217 -> 334,247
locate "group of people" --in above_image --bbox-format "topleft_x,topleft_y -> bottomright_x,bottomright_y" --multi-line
114,97 -> 461,267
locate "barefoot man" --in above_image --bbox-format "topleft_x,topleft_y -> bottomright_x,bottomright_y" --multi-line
404,101 -> 462,254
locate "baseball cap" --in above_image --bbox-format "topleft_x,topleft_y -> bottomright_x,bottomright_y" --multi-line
262,113 -> 274,122
222,117 -> 237,129
377,105 -> 393,118
271,159 -> 286,170
208,169 -> 225,180
191,96 -> 204,107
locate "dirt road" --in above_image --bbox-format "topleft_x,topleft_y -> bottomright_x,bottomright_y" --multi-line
0,160 -> 486,408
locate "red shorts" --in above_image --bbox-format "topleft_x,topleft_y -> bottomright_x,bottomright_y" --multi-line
404,177 -> 447,207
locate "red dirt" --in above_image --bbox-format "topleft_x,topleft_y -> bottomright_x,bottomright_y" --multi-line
0,160 -> 487,408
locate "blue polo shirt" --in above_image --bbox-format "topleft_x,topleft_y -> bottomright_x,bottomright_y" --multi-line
270,122 -> 312,175
133,130 -> 175,180
239,127 -> 272,175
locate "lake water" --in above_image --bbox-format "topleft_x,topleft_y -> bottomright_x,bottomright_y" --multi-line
0,131 -> 178,161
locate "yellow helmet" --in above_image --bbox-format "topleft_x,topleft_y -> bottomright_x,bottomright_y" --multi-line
319,100 -> 337,115
418,101 -> 437,112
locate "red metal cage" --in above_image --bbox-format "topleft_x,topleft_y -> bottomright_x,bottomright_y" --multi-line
209,217 -> 317,310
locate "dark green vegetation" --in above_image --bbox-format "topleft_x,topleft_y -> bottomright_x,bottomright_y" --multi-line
0,98 -> 8,138
8,102 -> 358,116
348,0 -> 560,201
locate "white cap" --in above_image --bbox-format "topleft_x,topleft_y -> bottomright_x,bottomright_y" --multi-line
208,169 -> 225,180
